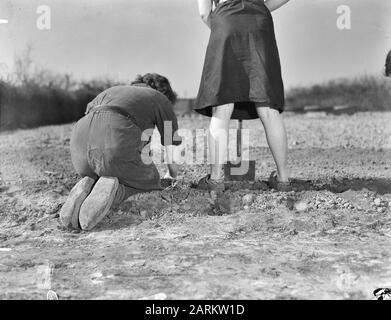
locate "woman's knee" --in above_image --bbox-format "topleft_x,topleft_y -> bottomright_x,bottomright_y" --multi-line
256,106 -> 280,122
212,103 -> 234,120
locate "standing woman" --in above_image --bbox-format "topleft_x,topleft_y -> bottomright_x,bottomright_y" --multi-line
195,0 -> 291,191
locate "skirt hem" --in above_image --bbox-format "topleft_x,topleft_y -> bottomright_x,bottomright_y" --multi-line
194,97 -> 284,119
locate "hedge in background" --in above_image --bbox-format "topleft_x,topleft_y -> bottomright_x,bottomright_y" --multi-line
1,75 -> 390,130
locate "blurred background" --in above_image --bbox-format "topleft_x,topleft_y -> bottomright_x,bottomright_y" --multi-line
0,0 -> 391,129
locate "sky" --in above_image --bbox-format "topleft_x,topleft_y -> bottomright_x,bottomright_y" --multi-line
0,0 -> 390,97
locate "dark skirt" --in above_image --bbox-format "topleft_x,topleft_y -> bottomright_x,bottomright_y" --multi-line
195,0 -> 285,119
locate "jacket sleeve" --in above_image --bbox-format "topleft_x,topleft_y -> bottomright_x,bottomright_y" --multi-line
154,98 -> 182,146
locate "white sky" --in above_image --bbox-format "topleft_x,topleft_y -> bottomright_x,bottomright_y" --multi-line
1,0 -> 390,97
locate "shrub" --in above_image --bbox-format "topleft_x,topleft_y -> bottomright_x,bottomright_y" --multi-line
285,76 -> 391,111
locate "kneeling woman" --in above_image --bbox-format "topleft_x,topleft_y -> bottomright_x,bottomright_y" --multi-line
60,73 -> 182,231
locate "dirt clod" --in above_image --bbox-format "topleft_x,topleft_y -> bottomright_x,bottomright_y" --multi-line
294,201 -> 308,212
242,194 -> 254,206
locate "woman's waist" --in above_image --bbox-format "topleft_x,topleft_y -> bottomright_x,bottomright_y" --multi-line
211,1 -> 272,31
217,0 -> 267,5
214,0 -> 271,16
87,105 -> 140,127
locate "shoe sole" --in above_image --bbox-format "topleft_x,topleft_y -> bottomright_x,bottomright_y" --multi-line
196,175 -> 225,192
59,177 -> 96,229
79,177 -> 119,231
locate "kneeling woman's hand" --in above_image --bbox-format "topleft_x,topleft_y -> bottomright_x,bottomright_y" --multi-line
166,163 -> 179,179
162,164 -> 180,188
164,145 -> 181,179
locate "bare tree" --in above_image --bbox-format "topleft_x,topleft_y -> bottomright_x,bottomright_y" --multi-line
13,44 -> 34,85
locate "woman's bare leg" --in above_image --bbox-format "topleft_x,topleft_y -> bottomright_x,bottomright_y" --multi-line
209,104 -> 234,180
256,106 -> 290,182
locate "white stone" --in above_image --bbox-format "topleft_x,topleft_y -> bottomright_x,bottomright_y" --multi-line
294,201 -> 308,211
242,194 -> 254,205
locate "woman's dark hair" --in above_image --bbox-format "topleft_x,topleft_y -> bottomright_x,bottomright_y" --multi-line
131,73 -> 177,104
385,51 -> 391,77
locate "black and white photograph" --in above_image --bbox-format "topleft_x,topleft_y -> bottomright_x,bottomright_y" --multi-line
0,0 -> 391,302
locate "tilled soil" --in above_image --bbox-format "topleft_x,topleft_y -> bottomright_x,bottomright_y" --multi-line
0,112 -> 390,300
